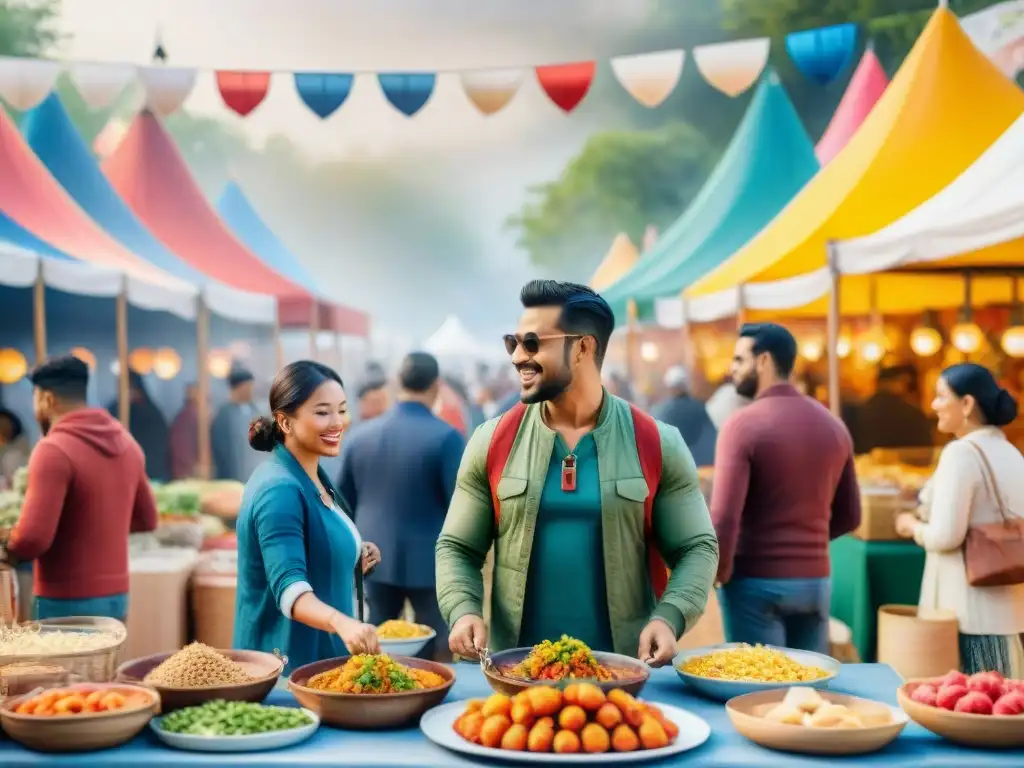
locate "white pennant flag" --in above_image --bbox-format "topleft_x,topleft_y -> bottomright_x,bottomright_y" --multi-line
611,49 -> 685,108
693,38 -> 771,97
0,57 -> 60,111
138,66 -> 197,116
460,68 -> 525,115
70,62 -> 137,108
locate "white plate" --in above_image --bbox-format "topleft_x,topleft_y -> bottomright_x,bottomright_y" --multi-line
420,701 -> 711,764
149,708 -> 319,752
377,627 -> 437,657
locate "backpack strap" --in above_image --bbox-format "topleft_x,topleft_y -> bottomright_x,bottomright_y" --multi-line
630,404 -> 668,600
486,403 -> 528,527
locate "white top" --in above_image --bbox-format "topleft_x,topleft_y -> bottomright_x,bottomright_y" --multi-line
913,427 -> 1024,636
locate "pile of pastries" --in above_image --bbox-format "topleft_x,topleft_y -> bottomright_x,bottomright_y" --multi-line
764,687 -> 895,729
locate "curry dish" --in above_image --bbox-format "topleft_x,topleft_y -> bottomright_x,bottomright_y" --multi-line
504,636 -> 616,683
305,654 -> 446,694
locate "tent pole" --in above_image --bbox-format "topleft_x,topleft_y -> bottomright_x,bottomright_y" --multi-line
32,260 -> 47,364
735,285 -> 746,331
196,294 -> 212,480
827,243 -> 841,418
116,277 -> 130,428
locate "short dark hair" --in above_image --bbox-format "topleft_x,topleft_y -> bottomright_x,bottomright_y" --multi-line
0,408 -> 23,440
356,378 -> 386,400
398,352 -> 440,393
248,360 -> 343,452
30,355 -> 89,402
520,280 -> 615,367
739,323 -> 797,378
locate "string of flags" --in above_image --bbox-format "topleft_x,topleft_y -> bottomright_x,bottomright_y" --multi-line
0,22 -> 861,120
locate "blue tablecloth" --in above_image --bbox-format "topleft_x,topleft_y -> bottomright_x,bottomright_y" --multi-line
0,664 -> 1015,766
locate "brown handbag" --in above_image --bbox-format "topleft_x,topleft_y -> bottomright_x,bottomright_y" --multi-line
963,441 -> 1024,587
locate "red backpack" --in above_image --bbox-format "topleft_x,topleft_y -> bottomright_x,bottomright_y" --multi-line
485,402 -> 669,599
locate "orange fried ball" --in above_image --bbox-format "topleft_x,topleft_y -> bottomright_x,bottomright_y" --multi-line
460,712 -> 485,744
500,723 -> 529,751
526,686 -> 563,717
552,729 -> 582,754
481,694 -> 512,719
611,723 -> 640,752
557,705 -> 587,732
638,715 -> 669,750
527,722 -> 555,752
581,722 -> 611,754
575,683 -> 606,712
595,701 -> 623,730
480,714 -> 512,748
608,689 -> 645,727
562,682 -> 581,705
510,698 -> 534,726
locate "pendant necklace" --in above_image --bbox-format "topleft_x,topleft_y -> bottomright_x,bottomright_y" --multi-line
561,452 -> 577,492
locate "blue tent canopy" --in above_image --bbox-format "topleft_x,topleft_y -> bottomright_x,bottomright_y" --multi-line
601,72 -> 820,325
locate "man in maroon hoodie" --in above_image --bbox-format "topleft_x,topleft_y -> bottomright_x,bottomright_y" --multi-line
3,355 -> 158,621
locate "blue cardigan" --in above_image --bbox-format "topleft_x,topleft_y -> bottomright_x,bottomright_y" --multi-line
233,444 -> 361,672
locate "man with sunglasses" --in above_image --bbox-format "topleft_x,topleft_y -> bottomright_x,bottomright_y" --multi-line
436,280 -> 718,667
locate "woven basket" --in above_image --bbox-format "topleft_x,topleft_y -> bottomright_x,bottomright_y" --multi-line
0,617 -> 127,684
876,604 -> 959,680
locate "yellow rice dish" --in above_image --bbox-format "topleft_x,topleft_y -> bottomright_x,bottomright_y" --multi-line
306,654 -> 445,694
679,644 -> 829,683
376,620 -> 432,640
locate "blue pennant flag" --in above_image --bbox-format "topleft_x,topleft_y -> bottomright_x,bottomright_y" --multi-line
294,73 -> 354,119
785,23 -> 858,86
377,73 -> 436,117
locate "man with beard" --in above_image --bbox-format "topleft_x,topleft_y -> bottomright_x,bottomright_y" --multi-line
2,356 -> 157,620
710,324 -> 860,654
436,280 -> 718,666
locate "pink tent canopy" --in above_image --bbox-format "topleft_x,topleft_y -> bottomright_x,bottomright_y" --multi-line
816,48 -> 890,166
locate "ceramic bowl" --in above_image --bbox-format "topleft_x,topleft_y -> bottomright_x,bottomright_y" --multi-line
726,688 -> 908,755
0,682 -> 158,752
481,648 -> 649,697
673,643 -> 840,701
897,680 -> 1024,748
376,626 -> 436,658
288,655 -> 455,730
115,649 -> 282,713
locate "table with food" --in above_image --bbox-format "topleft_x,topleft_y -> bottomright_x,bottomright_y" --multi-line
0,623 -> 1021,766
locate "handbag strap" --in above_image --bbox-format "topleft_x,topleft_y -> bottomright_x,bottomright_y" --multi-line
966,440 -> 1012,525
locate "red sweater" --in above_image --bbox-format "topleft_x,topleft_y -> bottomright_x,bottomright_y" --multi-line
9,409 -> 158,599
710,383 -> 861,583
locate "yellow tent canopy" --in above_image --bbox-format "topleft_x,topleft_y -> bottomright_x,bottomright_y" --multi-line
589,233 -> 640,292
685,8 -> 1024,317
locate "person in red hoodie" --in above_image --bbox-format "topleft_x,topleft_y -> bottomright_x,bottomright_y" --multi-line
2,355 -> 158,621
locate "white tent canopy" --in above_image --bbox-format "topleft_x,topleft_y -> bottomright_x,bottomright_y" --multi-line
423,315 -> 497,362
834,113 -> 1024,272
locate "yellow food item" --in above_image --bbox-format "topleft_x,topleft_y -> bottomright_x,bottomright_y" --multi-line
305,654 -> 445,694
144,642 -> 251,688
376,620 -> 432,639
761,687 -> 893,729
680,644 -> 829,683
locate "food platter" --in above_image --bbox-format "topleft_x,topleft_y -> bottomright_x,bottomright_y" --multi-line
484,647 -> 649,697
149,707 -> 320,753
420,700 -> 711,764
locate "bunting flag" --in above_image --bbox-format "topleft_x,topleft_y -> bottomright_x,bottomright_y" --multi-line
460,68 -> 524,115
785,23 -> 859,85
692,38 -> 771,97
536,61 -> 596,113
68,62 -> 136,108
0,57 -> 60,111
216,71 -> 272,117
294,72 -> 354,118
138,66 -> 197,116
610,49 -> 685,108
377,73 -> 436,117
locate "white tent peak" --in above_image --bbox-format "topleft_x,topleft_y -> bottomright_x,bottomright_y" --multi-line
423,315 -> 495,360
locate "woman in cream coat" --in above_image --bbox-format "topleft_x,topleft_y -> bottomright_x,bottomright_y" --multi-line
896,363 -> 1024,677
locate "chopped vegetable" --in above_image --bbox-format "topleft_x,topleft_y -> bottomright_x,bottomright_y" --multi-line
159,700 -> 313,736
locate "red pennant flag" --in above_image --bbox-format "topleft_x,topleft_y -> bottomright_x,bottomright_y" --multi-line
536,61 -> 596,113
216,71 -> 271,116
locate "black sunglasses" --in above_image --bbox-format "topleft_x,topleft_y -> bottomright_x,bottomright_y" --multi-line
503,333 -> 582,356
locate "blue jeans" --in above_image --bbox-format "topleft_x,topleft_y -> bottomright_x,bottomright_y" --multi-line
719,578 -> 831,655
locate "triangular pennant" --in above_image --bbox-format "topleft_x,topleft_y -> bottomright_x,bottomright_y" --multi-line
216,71 -> 272,117
69,62 -> 137,108
536,61 -> 596,113
460,68 -> 524,115
692,38 -> 771,97
294,72 -> 353,119
0,57 -> 60,111
610,49 -> 685,108
785,22 -> 859,85
377,73 -> 436,117
138,66 -> 197,116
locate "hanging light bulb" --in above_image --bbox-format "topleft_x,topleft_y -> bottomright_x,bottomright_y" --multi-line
153,348 -> 182,380
639,341 -> 659,363
836,329 -> 852,359
1002,278 -> 1024,358
909,311 -> 943,357
208,349 -> 232,379
858,325 -> 887,364
951,320 -> 984,354
799,338 -> 824,362
129,348 -> 154,375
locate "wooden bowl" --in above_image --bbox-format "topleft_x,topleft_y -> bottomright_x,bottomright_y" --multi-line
288,655 -> 454,730
0,683 -> 158,752
482,648 -> 649,697
897,681 -> 1024,748
115,649 -> 282,713
726,689 -> 908,755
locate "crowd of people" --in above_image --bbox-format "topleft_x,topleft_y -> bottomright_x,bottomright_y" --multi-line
2,279 -> 1022,679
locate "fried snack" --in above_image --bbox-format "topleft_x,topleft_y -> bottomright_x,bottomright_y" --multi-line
680,644 -> 830,683
507,636 -> 614,682
763,687 -> 894,729
376,620 -> 432,639
306,654 -> 444,694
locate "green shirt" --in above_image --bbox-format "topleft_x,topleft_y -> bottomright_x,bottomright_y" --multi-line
518,434 -> 615,651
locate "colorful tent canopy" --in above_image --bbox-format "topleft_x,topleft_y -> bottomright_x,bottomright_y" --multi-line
216,182 -> 368,335
19,94 -> 275,326
815,48 -> 889,165
588,234 -> 639,293
102,110 -> 365,335
683,8 -> 1024,322
423,315 -> 497,361
601,72 -> 819,326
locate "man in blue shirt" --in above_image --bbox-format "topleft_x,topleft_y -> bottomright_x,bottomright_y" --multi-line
337,352 -> 465,659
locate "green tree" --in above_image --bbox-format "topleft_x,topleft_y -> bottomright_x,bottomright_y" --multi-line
506,122 -> 714,275
0,0 -> 60,57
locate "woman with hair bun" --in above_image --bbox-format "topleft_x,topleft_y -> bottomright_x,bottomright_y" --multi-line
234,361 -> 381,671
895,363 -> 1024,676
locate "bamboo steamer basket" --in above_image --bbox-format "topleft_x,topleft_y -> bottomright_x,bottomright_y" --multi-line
191,574 -> 237,649
0,617 -> 127,684
876,605 -> 959,680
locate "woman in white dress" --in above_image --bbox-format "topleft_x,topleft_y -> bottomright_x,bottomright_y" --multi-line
895,363 -> 1024,677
